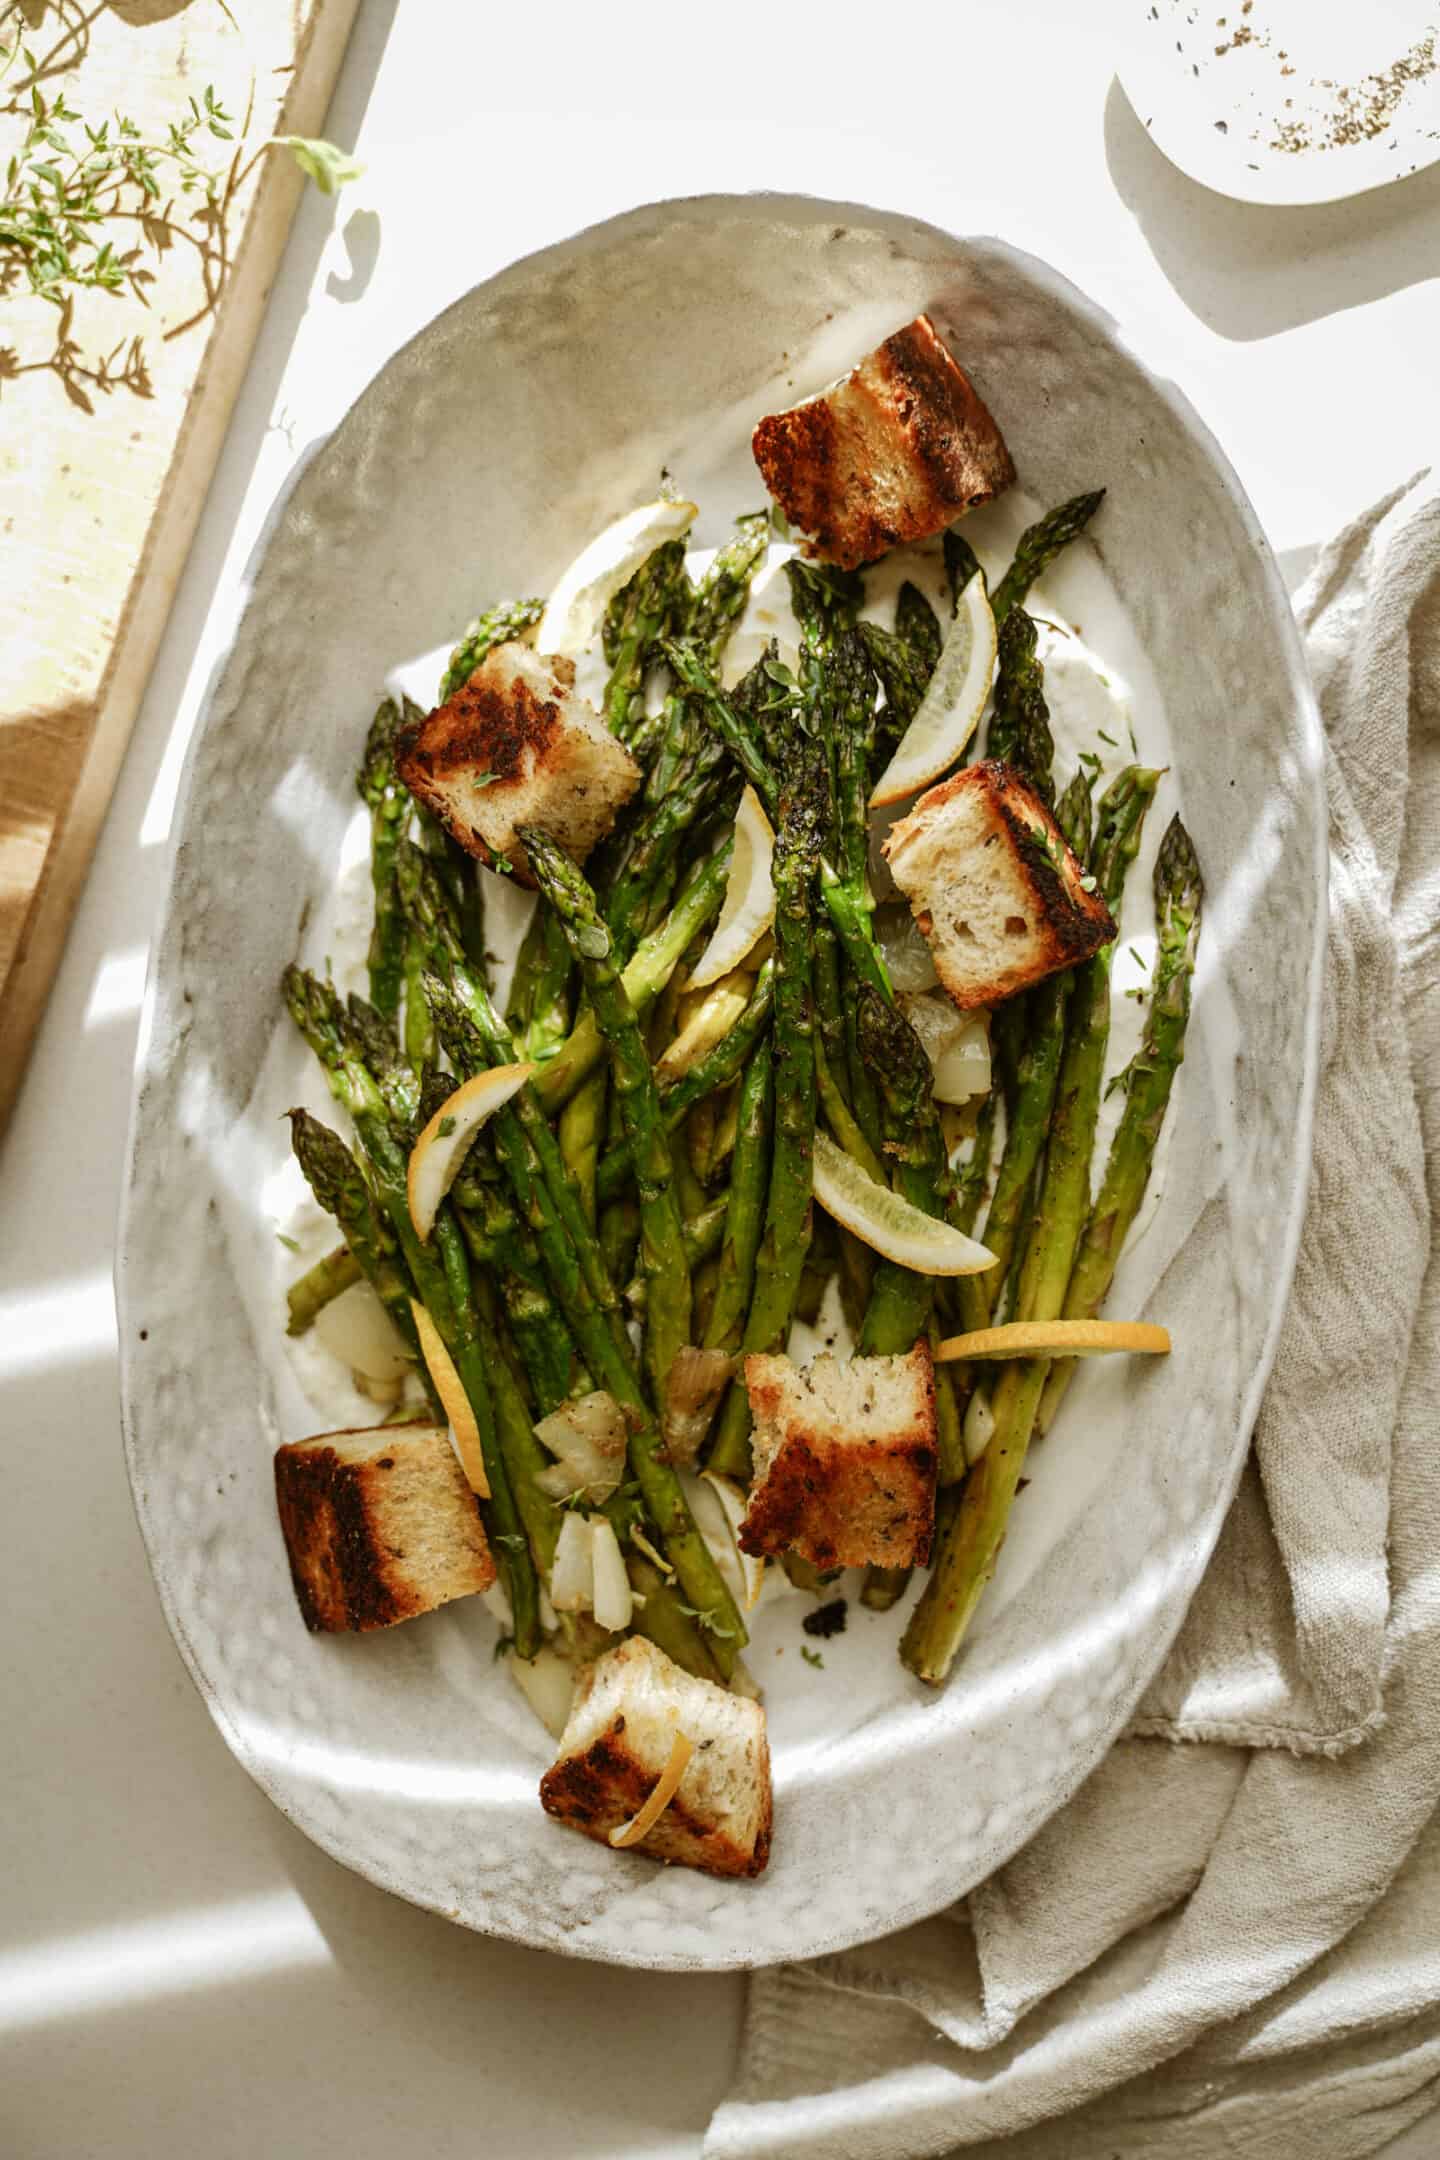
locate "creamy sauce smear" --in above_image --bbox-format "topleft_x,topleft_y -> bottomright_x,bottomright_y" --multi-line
270,490 -> 1180,1434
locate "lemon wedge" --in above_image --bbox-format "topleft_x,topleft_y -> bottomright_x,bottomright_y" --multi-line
609,1730 -> 695,1849
407,1063 -> 534,1240
810,1131 -> 997,1276
870,575 -> 997,807
936,1319 -> 1171,1362
410,1300 -> 489,1495
537,498 -> 698,659
686,786 -> 776,989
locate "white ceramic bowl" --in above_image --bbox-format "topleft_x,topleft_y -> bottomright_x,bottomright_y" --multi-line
118,194 -> 1324,1969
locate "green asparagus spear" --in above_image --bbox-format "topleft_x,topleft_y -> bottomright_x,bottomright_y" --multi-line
854,987 -> 952,1362
708,750 -> 824,1479
897,579 -> 943,673
519,911 -> 574,1063
593,959 -> 776,1207
1037,815 -> 1202,1432
356,698 -> 410,1019
534,841 -> 732,1115
282,976 -> 541,1653
284,1241 -> 362,1336
520,826 -> 693,1407
559,1067 -> 604,1227
703,1049 -> 773,1359
900,769 -> 1159,1684
286,1109 -> 427,1385
424,974 -> 746,1670
623,1196 -> 730,1310
689,510 -> 770,662
398,843 -> 631,1347
943,530 -> 984,606
987,609 -> 1055,801
952,1091 -> 998,1238
859,623 -> 932,762
663,635 -> 894,1001
625,1550 -> 722,1683
440,596 -> 546,703
430,1207 -> 544,1655
990,491 -> 1105,628
1014,768 -> 1160,1329
601,537 -> 691,740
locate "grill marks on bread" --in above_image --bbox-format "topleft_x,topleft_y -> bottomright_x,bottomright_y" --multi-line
274,1421 -> 495,1632
884,761 -> 1115,1011
740,1344 -> 938,1571
539,1637 -> 772,1879
396,642 -> 640,884
752,315 -> 1014,570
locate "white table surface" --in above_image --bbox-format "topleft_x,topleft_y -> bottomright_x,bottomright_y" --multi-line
4,4 -> 1438,2154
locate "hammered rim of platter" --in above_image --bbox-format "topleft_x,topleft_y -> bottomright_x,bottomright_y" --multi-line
117,192 -> 1326,1971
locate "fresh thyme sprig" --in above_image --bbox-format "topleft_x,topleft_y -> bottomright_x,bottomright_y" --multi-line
0,63 -> 236,308
0,32 -> 361,402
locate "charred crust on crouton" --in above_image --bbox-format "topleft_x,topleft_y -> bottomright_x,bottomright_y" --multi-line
539,1720 -> 772,1880
752,314 -> 1014,570
394,643 -> 638,884
876,319 -> 1013,510
884,760 -> 1115,1009
274,1426 -> 494,1634
395,667 -> 566,874
983,763 -> 1117,962
740,1346 -> 938,1571
275,1442 -> 410,1631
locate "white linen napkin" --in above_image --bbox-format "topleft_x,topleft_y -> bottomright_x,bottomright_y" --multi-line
706,469 -> 1440,2160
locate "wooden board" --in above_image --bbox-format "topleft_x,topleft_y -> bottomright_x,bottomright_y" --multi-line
0,0 -> 360,1133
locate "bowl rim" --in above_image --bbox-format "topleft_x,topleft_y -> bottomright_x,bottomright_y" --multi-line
116,189 -> 1327,1970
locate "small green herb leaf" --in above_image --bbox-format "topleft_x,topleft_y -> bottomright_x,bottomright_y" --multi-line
274,136 -> 364,196
800,1645 -> 824,1669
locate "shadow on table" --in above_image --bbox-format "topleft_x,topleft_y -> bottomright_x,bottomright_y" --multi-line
1104,76 -> 1440,342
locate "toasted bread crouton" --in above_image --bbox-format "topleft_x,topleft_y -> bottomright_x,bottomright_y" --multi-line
884,760 -> 1115,1012
739,1344 -> 937,1571
539,1636 -> 772,1878
274,1421 -> 495,1633
752,315 -> 1014,570
395,642 -> 640,884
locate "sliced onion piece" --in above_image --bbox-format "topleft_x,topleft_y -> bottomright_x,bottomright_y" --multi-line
589,1518 -> 634,1632
657,970 -> 755,1082
680,1469 -> 764,1614
609,1730 -> 694,1848
533,1391 -> 627,1502
662,1347 -> 737,1467
314,1278 -> 413,1383
963,1388 -> 996,1466
550,1511 -> 595,1612
899,993 -> 991,1104
407,1063 -> 535,1241
506,1645 -> 576,1739
877,905 -> 939,993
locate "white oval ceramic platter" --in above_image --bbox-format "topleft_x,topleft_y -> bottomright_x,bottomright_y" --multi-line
1117,0 -> 1440,206
118,194 -> 1325,1970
